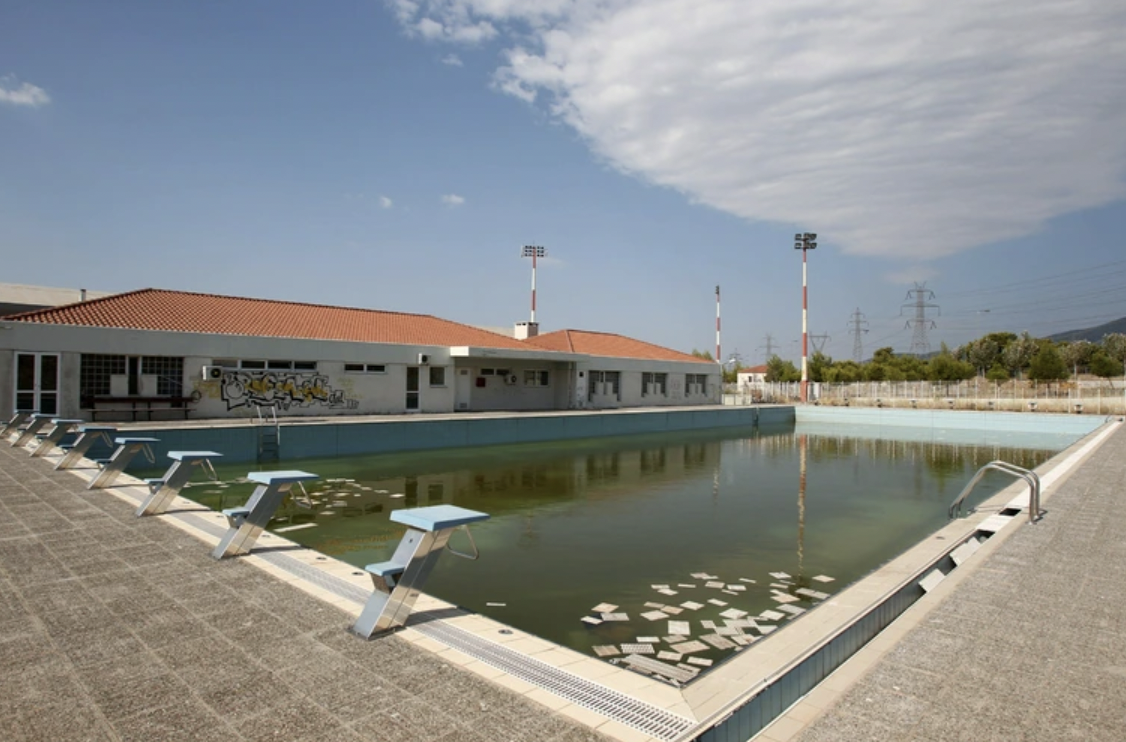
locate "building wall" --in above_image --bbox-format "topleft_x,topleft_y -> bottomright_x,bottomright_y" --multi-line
453,360 -> 570,412
575,358 -> 722,410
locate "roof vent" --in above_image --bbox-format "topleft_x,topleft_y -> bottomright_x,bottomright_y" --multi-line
515,321 -> 539,340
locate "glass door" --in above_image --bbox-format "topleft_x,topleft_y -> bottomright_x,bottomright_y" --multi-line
405,367 -> 420,411
14,353 -> 59,415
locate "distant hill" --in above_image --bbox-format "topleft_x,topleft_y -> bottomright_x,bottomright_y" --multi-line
1047,317 -> 1126,343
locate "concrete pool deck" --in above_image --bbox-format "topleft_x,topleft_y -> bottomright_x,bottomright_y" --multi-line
2,412 -> 1123,741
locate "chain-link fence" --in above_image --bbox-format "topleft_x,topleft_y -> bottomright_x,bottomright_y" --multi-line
723,378 -> 1126,414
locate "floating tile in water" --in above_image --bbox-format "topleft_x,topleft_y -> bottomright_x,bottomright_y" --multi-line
770,572 -> 792,580
732,635 -> 758,646
726,584 -> 747,592
275,523 -> 317,533
600,612 -> 630,622
657,651 -> 683,662
486,602 -> 506,607
592,603 -> 619,613
644,601 -> 666,609
722,590 -> 738,595
690,572 -> 711,579
677,583 -> 697,589
707,599 -> 728,607
641,610 -> 668,621
680,601 -> 704,611
726,619 -> 757,629
661,606 -> 684,615
758,625 -> 777,635
637,636 -> 659,643
700,634 -> 736,650
778,604 -> 805,616
621,643 -> 655,655
770,582 -> 790,590
715,627 -> 740,636
759,609 -> 785,621
375,489 -> 389,494
592,645 -> 620,657
719,608 -> 748,620
771,593 -> 800,604
668,621 -> 690,635
686,656 -> 713,667
651,584 -> 670,590
739,577 -> 757,583
657,589 -> 679,596
319,511 -> 336,516
812,575 -> 835,583
389,494 -> 405,499
664,635 -> 689,644
705,581 -> 725,589
700,620 -> 717,629
674,640 -> 709,654
581,616 -> 603,626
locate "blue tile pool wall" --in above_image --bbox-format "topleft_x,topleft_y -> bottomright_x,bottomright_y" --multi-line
133,406 -> 794,464
796,406 -> 1104,437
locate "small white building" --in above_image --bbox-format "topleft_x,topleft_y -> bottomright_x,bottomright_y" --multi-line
0,288 -> 721,421
736,365 -> 769,388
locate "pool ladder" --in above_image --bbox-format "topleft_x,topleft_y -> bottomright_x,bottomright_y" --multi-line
255,404 -> 280,463
949,460 -> 1041,524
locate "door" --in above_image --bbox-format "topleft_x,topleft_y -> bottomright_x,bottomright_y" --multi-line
405,366 -> 420,411
15,353 -> 59,415
454,368 -> 471,411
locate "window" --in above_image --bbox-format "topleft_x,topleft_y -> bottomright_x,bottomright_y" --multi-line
267,360 -> 292,370
642,372 -> 668,397
588,370 -> 621,400
141,356 -> 185,396
213,359 -> 237,368
80,354 -> 126,397
241,360 -> 266,369
429,367 -> 446,386
524,370 -> 550,387
480,368 -> 496,376
293,361 -> 317,371
686,373 -> 708,396
346,363 -> 386,373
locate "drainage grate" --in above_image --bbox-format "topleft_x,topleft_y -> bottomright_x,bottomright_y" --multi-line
413,620 -> 697,741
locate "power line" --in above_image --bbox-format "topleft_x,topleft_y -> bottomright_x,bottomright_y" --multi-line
810,332 -> 831,354
757,333 -> 777,363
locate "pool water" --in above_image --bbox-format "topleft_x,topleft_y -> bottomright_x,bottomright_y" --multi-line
172,421 -> 1074,672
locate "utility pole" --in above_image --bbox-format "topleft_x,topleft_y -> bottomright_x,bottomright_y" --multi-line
794,232 -> 817,402
758,333 -> 777,363
848,308 -> 869,362
521,245 -> 546,323
715,285 -> 721,365
902,283 -> 939,356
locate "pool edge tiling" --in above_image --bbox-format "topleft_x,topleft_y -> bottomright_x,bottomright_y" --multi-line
20,409 -> 1118,742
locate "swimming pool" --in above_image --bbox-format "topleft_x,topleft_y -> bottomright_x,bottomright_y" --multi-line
170,416 -> 1084,676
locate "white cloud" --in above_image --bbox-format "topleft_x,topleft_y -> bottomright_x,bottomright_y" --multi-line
388,0 -> 1126,260
0,76 -> 50,107
380,195 -> 394,209
441,193 -> 466,206
884,265 -> 938,285
441,54 -> 465,67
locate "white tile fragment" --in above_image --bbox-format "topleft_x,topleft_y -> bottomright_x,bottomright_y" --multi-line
656,588 -> 679,596
592,645 -> 620,657
657,651 -> 683,662
641,610 -> 668,621
661,606 -> 684,615
680,601 -> 705,611
707,599 -> 728,607
600,612 -> 630,621
719,608 -> 748,620
686,656 -> 714,667
620,643 -> 655,655
812,575 -> 835,583
919,569 -> 946,593
636,636 -> 659,643
592,603 -> 618,613
580,616 -> 603,626
668,621 -> 691,635
770,572 -> 792,580
759,609 -> 785,621
705,581 -> 725,589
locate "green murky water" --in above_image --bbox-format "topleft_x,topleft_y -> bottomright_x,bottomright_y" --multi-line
169,420 -> 1074,671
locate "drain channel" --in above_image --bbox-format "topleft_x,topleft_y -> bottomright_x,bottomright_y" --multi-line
413,621 -> 696,741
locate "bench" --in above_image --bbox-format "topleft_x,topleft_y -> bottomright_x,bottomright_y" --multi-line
82,396 -> 195,422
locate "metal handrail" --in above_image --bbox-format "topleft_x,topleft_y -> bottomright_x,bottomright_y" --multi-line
949,460 -> 1041,524
254,404 -> 281,444
445,524 -> 481,560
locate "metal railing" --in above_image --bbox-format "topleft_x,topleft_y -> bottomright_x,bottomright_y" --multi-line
949,460 -> 1041,524
254,404 -> 280,444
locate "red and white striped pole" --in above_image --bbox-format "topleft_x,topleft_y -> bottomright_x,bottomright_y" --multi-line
715,285 -> 721,365
522,245 -> 546,323
795,232 -> 817,403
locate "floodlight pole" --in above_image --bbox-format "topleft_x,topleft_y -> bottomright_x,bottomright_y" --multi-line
522,245 -> 546,323
795,232 -> 817,403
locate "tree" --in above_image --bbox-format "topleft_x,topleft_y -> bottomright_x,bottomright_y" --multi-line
871,347 -> 895,365
985,363 -> 1010,382
823,360 -> 862,383
1060,340 -> 1095,378
765,355 -> 800,382
1027,343 -> 1068,381
1001,332 -> 1037,379
808,351 -> 831,383
1090,351 -> 1120,378
691,349 -> 715,362
965,338 -> 1001,376
928,352 -> 975,382
1103,333 -> 1126,377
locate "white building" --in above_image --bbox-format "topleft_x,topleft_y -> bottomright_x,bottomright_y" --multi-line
1,288 -> 721,421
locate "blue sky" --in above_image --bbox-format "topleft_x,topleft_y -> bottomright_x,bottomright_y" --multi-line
3,0 -> 1125,365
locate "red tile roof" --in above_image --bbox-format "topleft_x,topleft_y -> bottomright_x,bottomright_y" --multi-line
524,329 -> 708,364
741,365 -> 768,374
8,288 -> 532,349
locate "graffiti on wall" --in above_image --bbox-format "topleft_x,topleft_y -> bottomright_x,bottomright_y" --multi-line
219,371 -> 358,411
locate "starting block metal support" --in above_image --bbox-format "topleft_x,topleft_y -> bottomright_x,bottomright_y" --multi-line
55,426 -> 117,470
87,437 -> 160,489
30,419 -> 84,458
352,505 -> 490,638
1,411 -> 32,441
11,414 -> 53,448
212,470 -> 319,559
136,451 -> 223,517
